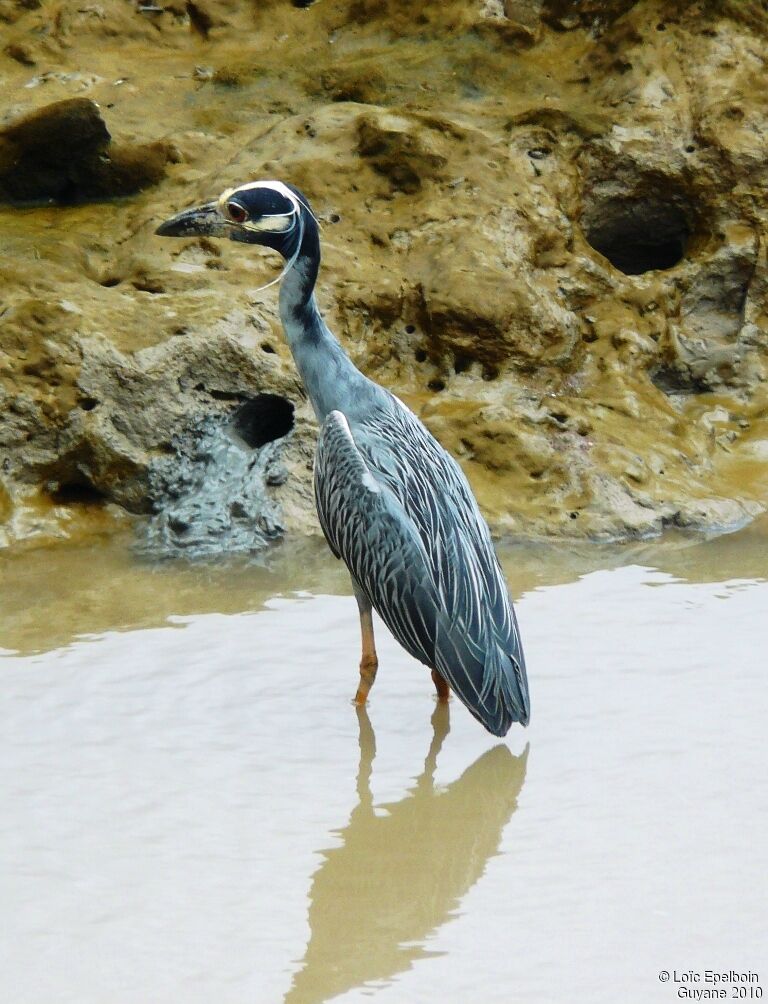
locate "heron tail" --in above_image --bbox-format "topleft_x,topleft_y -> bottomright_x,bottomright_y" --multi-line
491,648 -> 530,735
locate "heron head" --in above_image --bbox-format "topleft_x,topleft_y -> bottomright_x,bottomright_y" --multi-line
155,179 -> 311,258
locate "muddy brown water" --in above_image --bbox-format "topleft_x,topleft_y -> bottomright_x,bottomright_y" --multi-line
1,522 -> 767,1003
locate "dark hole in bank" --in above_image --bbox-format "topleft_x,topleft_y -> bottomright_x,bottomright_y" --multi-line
230,394 -> 295,449
48,480 -> 106,505
582,194 -> 692,275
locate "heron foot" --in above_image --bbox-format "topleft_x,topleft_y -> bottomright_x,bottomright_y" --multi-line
353,654 -> 378,705
431,668 -> 451,703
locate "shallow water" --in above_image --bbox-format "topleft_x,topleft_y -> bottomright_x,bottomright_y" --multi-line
1,523 -> 767,1004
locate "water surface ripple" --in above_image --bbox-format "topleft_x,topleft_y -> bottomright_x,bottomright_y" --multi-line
1,525 -> 767,1003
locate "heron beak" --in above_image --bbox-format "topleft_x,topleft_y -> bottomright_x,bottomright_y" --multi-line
155,201 -> 230,238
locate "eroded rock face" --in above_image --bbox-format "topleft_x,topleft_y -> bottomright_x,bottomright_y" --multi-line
142,396 -> 295,557
1,0 -> 767,550
0,98 -> 175,203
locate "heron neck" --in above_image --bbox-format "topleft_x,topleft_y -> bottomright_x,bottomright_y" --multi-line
278,221 -> 366,422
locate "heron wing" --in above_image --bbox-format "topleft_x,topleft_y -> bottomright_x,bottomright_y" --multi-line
315,405 -> 529,735
362,403 -> 528,722
314,410 -> 442,666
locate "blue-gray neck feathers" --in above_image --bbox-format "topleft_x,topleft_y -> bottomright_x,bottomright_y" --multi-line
278,211 -> 378,423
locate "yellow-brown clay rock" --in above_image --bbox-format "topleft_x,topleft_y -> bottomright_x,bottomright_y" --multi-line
0,98 -> 175,203
1,0 -> 767,549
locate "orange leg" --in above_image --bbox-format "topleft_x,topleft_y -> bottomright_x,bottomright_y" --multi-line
431,668 -> 450,703
353,589 -> 379,705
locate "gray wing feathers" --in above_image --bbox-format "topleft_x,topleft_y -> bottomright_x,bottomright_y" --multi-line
314,406 -> 529,736
314,412 -> 441,666
359,401 -> 529,727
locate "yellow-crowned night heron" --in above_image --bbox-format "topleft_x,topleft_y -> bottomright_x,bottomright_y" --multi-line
156,181 -> 530,736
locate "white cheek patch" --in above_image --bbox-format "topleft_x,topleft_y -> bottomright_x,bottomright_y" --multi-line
225,179 -> 320,228
243,214 -> 294,234
216,181 -> 299,233
216,185 -> 297,233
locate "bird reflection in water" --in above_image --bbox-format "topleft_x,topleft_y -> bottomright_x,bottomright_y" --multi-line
284,706 -> 529,1003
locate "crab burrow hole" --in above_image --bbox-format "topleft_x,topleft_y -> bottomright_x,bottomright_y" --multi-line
581,178 -> 699,276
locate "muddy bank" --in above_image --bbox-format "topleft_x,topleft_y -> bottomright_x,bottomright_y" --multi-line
1,0 -> 767,551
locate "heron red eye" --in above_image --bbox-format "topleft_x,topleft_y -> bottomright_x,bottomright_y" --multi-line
227,201 -> 248,224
